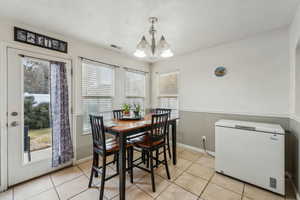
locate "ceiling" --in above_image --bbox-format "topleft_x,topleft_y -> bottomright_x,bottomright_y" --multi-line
0,0 -> 299,62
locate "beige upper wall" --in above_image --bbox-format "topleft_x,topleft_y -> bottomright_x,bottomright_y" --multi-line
152,28 -> 290,117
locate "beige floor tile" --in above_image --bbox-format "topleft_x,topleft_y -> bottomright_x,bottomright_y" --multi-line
70,188 -> 107,200
186,163 -> 214,180
136,173 -> 171,198
84,166 -> 116,186
77,160 -> 93,173
176,146 -> 187,153
51,166 -> 83,186
29,189 -> 59,200
196,156 -> 215,169
174,172 -> 208,196
112,185 -> 153,200
174,158 -> 193,171
156,183 -> 198,200
211,173 -> 244,194
242,197 -> 252,200
132,167 -> 147,181
56,175 -> 89,200
178,150 -> 202,162
102,175 -> 133,199
156,164 -> 184,181
0,189 -> 13,200
244,184 -> 284,200
13,175 -> 53,200
201,183 -> 241,200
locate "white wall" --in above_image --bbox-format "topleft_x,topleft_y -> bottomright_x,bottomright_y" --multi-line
289,3 -> 300,120
290,4 -> 300,119
289,4 -> 300,193
152,28 -> 290,117
296,49 -> 300,117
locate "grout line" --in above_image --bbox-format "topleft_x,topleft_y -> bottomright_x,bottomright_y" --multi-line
50,175 -> 61,200
198,172 -> 214,199
241,183 -> 245,200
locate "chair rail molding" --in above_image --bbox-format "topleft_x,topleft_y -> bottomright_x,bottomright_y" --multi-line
180,108 -> 290,118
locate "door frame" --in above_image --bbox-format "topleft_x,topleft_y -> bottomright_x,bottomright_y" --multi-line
0,42 -> 76,191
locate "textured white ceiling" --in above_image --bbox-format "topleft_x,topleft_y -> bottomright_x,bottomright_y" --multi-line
0,0 -> 299,62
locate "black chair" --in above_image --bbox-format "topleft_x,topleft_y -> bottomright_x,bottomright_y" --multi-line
113,109 -> 124,119
89,115 -> 133,200
132,113 -> 171,192
24,126 -> 31,162
152,108 -> 172,159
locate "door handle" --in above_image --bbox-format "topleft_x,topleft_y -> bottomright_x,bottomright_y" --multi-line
11,121 -> 19,127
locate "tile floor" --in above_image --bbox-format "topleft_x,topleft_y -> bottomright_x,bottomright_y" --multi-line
0,146 -> 296,200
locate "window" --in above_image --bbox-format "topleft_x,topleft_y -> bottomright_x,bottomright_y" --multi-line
159,72 -> 179,115
82,60 -> 114,132
125,70 -> 146,110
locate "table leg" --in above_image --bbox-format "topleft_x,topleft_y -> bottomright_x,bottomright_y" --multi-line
118,133 -> 126,200
171,121 -> 177,165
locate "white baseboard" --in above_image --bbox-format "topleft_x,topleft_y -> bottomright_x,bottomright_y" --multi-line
73,155 -> 92,165
177,142 -> 215,156
286,172 -> 300,200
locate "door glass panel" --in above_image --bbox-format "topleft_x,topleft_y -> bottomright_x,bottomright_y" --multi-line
23,57 -> 52,164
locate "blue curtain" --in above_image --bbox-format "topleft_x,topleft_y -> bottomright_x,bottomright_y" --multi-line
50,61 -> 73,167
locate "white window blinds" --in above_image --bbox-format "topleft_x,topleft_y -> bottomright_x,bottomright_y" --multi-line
126,97 -> 145,110
125,71 -> 145,97
81,59 -> 114,133
82,98 -> 113,132
82,62 -> 114,96
159,72 -> 179,115
159,72 -> 178,96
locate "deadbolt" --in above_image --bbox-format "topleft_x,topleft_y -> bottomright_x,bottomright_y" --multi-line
11,121 -> 19,127
11,112 -> 18,116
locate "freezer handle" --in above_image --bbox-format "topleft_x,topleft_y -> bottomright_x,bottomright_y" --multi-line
234,125 -> 256,131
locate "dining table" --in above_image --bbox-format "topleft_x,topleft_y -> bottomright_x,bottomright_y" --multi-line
104,113 -> 179,200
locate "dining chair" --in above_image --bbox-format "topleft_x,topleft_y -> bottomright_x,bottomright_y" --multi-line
89,115 -> 133,200
152,108 -> 172,160
132,113 -> 171,192
113,109 -> 124,119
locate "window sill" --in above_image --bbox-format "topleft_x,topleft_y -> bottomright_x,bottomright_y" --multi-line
82,131 -> 91,135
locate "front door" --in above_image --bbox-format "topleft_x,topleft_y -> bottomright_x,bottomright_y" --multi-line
7,48 -> 72,185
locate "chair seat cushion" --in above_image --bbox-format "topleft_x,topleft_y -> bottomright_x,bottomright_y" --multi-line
127,132 -> 149,144
135,135 -> 164,148
95,138 -> 132,153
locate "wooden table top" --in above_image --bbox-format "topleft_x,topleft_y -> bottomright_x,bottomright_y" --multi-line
105,114 -> 179,133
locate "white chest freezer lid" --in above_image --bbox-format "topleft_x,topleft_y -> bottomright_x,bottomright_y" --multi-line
215,120 -> 285,134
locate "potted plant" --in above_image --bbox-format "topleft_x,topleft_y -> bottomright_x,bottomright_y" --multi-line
133,104 -> 141,117
122,104 -> 131,115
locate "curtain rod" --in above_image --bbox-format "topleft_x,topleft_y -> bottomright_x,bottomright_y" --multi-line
79,56 -> 120,68
123,67 -> 149,74
19,54 -> 66,64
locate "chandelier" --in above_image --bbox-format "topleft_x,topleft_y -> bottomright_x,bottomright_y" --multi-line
134,17 -> 173,59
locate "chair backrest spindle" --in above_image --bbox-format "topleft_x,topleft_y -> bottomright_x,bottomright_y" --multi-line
89,115 -> 106,153
150,113 -> 169,144
113,109 -> 124,119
